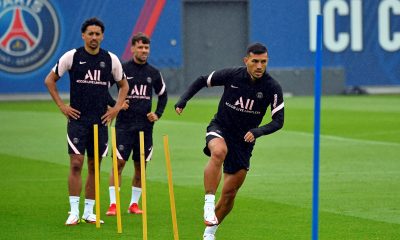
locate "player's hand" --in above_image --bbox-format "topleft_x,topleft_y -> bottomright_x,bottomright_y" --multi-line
175,107 -> 184,115
244,131 -> 255,143
101,106 -> 120,125
174,100 -> 186,115
147,112 -> 159,122
122,100 -> 129,110
60,104 -> 80,120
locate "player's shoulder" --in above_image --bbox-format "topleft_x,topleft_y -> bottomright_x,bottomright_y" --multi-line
145,63 -> 160,73
264,72 -> 283,91
220,66 -> 245,74
60,48 -> 77,59
215,66 -> 246,77
105,49 -> 119,59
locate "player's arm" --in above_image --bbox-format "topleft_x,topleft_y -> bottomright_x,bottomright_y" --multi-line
107,80 -> 129,110
148,72 -> 168,122
245,83 -> 285,142
175,69 -> 230,115
45,50 -> 80,120
101,53 -> 129,124
102,78 -> 129,124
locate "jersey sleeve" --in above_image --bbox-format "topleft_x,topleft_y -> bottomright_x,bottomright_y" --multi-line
206,68 -> 234,87
52,49 -> 76,77
270,82 -> 285,118
153,72 -> 167,96
109,52 -> 125,82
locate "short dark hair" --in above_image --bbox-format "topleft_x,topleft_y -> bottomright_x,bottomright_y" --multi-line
246,42 -> 268,55
81,17 -> 105,33
131,32 -> 151,46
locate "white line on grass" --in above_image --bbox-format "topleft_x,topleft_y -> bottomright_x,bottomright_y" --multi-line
161,120 -> 400,146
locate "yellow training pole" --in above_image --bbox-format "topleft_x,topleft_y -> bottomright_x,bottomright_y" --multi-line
139,131 -> 147,240
163,135 -> 179,240
93,124 -> 100,228
111,127 -> 122,233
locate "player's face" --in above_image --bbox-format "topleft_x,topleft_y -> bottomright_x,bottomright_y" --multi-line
131,40 -> 150,64
244,52 -> 268,80
82,25 -> 104,52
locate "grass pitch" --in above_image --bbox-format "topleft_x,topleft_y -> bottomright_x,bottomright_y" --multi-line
0,95 -> 399,239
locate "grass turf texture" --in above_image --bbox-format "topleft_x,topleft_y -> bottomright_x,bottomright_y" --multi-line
0,95 -> 399,239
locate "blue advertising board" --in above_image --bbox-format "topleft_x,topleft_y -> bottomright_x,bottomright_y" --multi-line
0,0 -> 398,93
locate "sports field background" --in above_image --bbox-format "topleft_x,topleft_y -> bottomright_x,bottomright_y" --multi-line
0,95 -> 399,239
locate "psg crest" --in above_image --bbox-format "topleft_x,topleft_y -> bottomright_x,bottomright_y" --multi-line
0,1 -> 60,73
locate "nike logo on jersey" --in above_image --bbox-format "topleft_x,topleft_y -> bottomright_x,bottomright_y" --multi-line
127,76 -> 133,79
79,61 -> 86,64
231,85 -> 239,88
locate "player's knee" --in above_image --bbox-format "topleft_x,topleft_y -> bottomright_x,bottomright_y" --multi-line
117,161 -> 126,173
211,147 -> 227,161
70,162 -> 82,174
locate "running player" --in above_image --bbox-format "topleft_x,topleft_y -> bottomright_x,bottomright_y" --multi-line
175,43 -> 284,240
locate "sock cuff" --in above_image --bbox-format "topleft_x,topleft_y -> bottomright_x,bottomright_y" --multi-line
69,196 -> 80,202
85,199 -> 95,204
205,194 -> 215,203
132,187 -> 142,192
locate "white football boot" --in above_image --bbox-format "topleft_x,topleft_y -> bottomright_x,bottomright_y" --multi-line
81,213 -> 104,224
65,213 -> 80,225
204,206 -> 218,226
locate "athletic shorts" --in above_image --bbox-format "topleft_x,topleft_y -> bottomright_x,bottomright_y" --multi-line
204,119 -> 254,174
67,121 -> 108,158
115,125 -> 153,162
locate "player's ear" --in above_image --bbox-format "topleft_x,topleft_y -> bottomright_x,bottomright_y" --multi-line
243,56 -> 248,65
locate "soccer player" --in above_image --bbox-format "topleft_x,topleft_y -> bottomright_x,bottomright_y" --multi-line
174,43 -> 284,240
44,17 -> 129,225
105,32 -> 168,216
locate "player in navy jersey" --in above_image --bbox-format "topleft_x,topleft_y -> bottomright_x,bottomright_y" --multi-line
44,17 -> 129,225
175,43 -> 284,240
105,32 -> 168,216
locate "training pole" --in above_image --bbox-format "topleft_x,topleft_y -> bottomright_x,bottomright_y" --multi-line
139,131 -> 147,240
312,14 -> 323,240
163,135 -> 179,240
111,127 -> 122,233
93,124 -> 101,228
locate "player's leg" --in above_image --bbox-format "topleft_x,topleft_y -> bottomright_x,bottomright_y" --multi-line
128,129 -> 152,214
66,121 -> 86,225
66,154 -> 84,225
106,158 -> 126,216
107,125 -> 132,215
203,137 -> 227,226
81,125 -> 107,224
204,137 -> 227,194
203,169 -> 246,238
215,169 -> 247,223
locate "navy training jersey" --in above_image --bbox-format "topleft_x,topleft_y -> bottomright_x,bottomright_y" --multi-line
207,67 -> 284,140
116,60 -> 167,127
53,47 -> 124,124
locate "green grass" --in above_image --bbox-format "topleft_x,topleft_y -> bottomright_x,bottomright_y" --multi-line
0,95 -> 399,239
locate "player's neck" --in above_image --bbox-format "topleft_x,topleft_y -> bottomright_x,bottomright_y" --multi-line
84,46 -> 100,55
133,57 -> 147,65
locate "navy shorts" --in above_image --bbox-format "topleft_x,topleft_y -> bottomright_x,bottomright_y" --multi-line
67,121 -> 108,158
204,120 -> 254,174
115,125 -> 153,162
